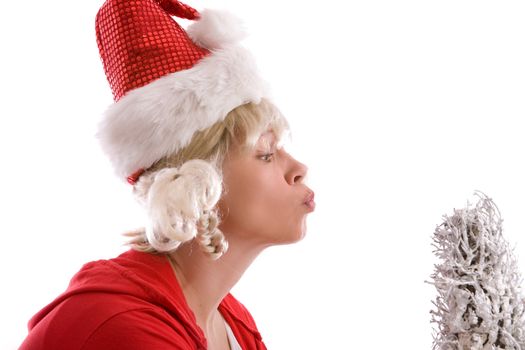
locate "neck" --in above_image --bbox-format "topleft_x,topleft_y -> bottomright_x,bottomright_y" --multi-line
168,234 -> 264,330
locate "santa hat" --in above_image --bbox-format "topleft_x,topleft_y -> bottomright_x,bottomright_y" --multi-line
95,0 -> 269,184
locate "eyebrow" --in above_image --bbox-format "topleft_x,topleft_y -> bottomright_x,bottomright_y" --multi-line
256,132 -> 277,150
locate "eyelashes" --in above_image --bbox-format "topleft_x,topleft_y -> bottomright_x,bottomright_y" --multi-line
258,153 -> 274,162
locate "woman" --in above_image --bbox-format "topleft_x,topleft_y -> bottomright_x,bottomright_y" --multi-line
20,0 -> 314,349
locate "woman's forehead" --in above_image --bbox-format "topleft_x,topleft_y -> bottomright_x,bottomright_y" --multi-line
260,130 -> 275,139
257,130 -> 277,146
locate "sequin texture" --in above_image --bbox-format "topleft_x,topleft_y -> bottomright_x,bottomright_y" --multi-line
96,0 -> 210,101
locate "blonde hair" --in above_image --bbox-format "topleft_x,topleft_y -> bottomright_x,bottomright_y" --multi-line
125,98 -> 289,259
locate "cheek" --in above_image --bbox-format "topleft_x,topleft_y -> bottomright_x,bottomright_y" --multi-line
218,173 -> 306,244
219,174 -> 275,230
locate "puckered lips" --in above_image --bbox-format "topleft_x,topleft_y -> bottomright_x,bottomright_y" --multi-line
303,190 -> 316,212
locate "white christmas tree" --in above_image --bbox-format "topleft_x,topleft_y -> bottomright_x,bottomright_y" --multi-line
429,191 -> 525,349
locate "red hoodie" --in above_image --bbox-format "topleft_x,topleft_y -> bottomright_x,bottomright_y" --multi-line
20,249 -> 267,349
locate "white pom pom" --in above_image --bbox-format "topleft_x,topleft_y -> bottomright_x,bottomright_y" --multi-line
187,9 -> 247,50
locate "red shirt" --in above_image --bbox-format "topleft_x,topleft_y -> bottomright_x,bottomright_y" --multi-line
20,249 -> 267,349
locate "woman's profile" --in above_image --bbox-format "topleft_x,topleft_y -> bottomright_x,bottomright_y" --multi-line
19,0 -> 315,349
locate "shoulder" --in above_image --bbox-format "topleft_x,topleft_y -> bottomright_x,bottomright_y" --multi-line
80,308 -> 198,350
21,292 -> 200,350
21,250 -> 206,350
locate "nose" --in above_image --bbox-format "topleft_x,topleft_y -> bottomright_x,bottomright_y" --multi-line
285,154 -> 308,185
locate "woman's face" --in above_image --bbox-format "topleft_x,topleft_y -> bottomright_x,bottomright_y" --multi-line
217,131 -> 314,247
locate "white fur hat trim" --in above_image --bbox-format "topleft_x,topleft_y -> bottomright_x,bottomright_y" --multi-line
96,9 -> 270,181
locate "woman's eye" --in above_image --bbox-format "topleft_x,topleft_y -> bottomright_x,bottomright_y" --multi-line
259,153 -> 274,162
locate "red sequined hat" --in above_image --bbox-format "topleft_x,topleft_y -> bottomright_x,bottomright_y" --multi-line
95,0 -> 269,184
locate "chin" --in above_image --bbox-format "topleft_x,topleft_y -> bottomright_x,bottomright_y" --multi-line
275,227 -> 307,245
294,229 -> 307,243
288,219 -> 308,243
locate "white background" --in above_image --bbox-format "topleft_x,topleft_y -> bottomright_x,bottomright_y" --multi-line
1,0 -> 525,349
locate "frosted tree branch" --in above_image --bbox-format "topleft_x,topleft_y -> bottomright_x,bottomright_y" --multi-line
428,191 -> 525,350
